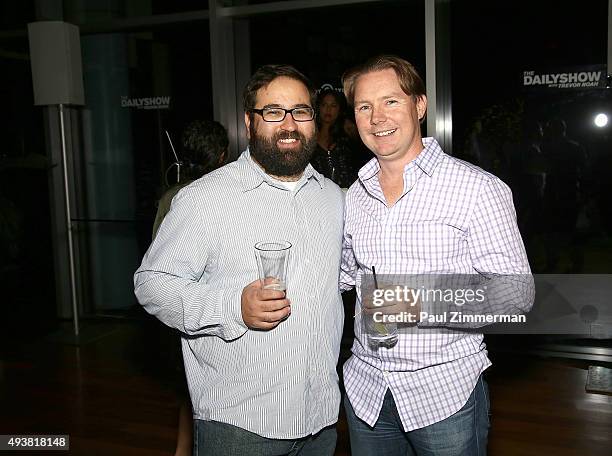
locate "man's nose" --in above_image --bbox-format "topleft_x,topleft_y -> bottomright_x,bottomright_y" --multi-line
370,106 -> 386,125
280,113 -> 298,130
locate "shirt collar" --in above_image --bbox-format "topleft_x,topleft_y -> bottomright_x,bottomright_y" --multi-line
357,137 -> 445,182
415,137 -> 445,177
238,148 -> 325,192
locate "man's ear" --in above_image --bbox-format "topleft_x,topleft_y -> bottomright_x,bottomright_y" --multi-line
416,95 -> 427,121
219,149 -> 227,164
244,112 -> 251,140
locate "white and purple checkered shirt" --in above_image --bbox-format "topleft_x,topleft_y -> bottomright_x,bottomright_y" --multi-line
340,137 -> 532,431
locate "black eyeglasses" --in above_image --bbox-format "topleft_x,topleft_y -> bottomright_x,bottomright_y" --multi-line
249,107 -> 315,122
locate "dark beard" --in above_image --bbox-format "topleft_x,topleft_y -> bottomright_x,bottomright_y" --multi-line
249,127 -> 316,178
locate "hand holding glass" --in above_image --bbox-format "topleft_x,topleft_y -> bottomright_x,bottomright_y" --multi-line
362,267 -> 399,345
254,241 -> 291,292
363,289 -> 399,345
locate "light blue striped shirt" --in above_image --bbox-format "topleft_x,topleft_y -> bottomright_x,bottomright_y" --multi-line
134,149 -> 345,439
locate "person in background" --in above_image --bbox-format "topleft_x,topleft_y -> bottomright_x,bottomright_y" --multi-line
542,118 -> 588,272
135,64 -> 344,456
312,88 -> 362,188
152,119 -> 229,456
312,88 -> 365,358
153,119 -> 229,237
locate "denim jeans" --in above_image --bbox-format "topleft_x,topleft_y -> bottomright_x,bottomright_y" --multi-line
193,420 -> 337,456
345,375 -> 490,456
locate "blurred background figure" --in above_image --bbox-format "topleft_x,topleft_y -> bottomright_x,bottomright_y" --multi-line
152,118 -> 229,456
312,88 -> 367,188
153,119 -> 229,237
542,118 -> 588,272
517,121 -> 547,231
511,120 -> 548,271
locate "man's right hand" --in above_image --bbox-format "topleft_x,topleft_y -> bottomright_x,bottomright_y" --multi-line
241,279 -> 291,330
361,284 -> 421,326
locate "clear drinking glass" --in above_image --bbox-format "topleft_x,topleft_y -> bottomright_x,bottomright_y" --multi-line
254,241 -> 291,291
363,267 -> 399,345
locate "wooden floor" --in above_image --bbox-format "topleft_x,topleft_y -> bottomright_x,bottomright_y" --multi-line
1,320 -> 611,455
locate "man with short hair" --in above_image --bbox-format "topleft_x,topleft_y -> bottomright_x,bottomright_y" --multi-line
153,119 -> 229,238
340,55 -> 533,455
135,64 -> 344,456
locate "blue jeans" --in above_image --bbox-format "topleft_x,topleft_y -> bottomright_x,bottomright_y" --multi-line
345,375 -> 490,456
193,420 -> 337,456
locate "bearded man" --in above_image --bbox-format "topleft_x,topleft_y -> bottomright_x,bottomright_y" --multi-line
135,64 -> 344,456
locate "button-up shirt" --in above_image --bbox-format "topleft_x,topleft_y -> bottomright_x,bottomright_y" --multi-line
340,137 -> 532,431
134,149 -> 345,439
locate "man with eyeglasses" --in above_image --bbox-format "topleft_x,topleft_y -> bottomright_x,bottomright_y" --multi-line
135,64 -> 344,455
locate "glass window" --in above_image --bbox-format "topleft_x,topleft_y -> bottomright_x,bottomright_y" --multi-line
249,2 -> 425,91
451,0 -> 610,274
451,0 -> 611,354
78,24 -> 213,313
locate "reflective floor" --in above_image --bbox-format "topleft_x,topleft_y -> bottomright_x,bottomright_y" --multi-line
1,317 -> 611,455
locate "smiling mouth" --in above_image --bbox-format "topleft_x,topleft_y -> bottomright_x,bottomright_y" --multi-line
373,129 -> 397,137
278,138 -> 298,144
